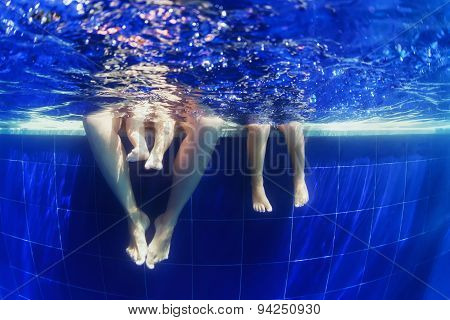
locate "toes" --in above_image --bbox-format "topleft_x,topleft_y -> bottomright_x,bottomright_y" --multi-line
145,251 -> 169,269
253,202 -> 273,213
135,256 -> 146,266
146,254 -> 156,269
295,196 -> 308,207
127,149 -> 149,162
126,248 -> 137,263
148,162 -> 163,170
154,162 -> 163,170
253,203 -> 263,212
127,247 -> 147,266
144,159 -> 163,170
144,161 -> 151,170
126,247 -> 134,259
126,152 -> 137,162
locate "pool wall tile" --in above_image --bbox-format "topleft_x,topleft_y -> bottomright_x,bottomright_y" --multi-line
0,134 -> 448,299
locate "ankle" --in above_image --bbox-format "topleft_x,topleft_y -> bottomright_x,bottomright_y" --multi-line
128,207 -> 143,220
149,149 -> 162,160
294,174 -> 305,184
138,146 -> 150,153
156,213 -> 175,228
251,174 -> 264,186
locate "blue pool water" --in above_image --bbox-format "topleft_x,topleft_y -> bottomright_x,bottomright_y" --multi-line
0,0 -> 450,300
0,0 -> 449,125
0,133 -> 449,299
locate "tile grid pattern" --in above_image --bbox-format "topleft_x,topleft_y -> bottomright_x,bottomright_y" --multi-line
0,134 -> 449,299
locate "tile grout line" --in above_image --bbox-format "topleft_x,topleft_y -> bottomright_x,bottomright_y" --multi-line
323,136 -> 341,296
356,136 -> 378,297
383,136 -> 410,298
52,135 -> 74,299
21,136 -> 44,299
91,158 -> 109,300
238,176 -> 245,300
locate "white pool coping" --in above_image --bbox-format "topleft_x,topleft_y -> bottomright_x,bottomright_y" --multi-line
0,119 -> 450,136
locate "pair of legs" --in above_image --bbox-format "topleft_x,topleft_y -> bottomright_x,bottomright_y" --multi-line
125,116 -> 175,170
83,110 -> 223,268
247,122 -> 309,212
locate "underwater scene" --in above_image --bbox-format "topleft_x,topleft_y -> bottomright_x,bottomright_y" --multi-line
0,0 -> 449,300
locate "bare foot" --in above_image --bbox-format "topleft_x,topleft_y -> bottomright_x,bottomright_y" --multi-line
144,151 -> 163,170
251,176 -> 272,212
126,147 -> 150,162
126,209 -> 150,265
146,214 -> 174,269
294,178 -> 309,207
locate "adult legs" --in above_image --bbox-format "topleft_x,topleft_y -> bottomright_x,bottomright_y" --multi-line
145,116 -> 223,268
83,110 -> 150,265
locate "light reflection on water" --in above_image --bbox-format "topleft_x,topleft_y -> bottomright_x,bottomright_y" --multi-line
0,0 -> 449,126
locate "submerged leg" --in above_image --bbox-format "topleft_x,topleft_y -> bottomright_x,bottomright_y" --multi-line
145,116 -> 223,269
247,124 -> 272,213
279,121 -> 309,207
125,117 -> 150,162
145,118 -> 176,170
83,111 -> 150,265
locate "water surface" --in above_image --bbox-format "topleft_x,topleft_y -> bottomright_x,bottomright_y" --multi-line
0,0 -> 449,127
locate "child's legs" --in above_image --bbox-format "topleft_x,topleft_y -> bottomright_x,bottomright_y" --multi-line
247,124 -> 271,179
145,118 -> 176,170
126,117 -> 148,151
278,121 -> 308,207
125,116 -> 150,162
278,121 -> 305,180
247,124 -> 272,212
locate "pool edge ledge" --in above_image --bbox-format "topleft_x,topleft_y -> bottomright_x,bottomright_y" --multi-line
1,120 -> 450,137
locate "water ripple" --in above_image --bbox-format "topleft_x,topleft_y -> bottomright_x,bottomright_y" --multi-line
0,0 -> 449,125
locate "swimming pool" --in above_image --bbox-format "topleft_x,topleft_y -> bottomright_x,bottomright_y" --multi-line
0,0 -> 450,300
0,130 -> 449,299
1,0 -> 449,125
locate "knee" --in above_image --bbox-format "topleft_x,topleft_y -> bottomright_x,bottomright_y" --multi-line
247,124 -> 271,137
288,121 -> 303,131
278,121 -> 303,134
83,111 -> 120,134
83,114 -> 100,130
185,116 -> 223,149
197,116 -> 224,131
193,116 -> 224,138
248,123 -> 270,130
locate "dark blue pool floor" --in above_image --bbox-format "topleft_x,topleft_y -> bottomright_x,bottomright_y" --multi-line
0,133 -> 449,299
